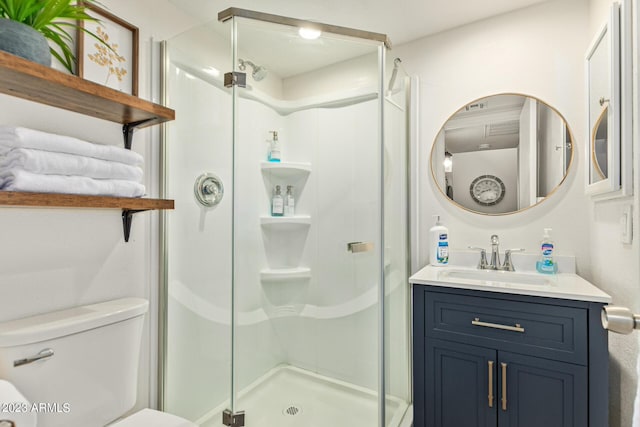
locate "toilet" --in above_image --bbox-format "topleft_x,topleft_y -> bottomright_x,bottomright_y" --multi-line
0,298 -> 197,427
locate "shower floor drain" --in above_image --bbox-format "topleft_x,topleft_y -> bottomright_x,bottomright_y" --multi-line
283,405 -> 302,416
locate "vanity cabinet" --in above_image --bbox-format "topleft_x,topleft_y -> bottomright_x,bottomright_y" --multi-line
413,285 -> 608,427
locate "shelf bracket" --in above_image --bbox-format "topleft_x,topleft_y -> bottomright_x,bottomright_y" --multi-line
122,209 -> 147,242
123,119 -> 156,150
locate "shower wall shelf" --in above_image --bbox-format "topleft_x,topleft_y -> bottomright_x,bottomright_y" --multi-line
260,267 -> 312,282
260,215 -> 311,227
0,51 -> 176,242
260,161 -> 312,176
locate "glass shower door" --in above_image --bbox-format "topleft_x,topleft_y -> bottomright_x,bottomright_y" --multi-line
228,13 -> 386,427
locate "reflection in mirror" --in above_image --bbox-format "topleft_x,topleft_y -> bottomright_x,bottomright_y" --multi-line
430,94 -> 573,215
591,106 -> 608,182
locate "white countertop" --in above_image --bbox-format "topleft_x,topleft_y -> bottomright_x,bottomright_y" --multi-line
410,265 -> 612,303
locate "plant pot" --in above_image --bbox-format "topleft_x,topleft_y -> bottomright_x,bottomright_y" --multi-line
0,19 -> 51,66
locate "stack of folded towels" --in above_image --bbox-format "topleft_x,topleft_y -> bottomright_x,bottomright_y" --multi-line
0,126 -> 145,198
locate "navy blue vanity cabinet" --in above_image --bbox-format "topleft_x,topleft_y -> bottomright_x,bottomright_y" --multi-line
413,285 -> 608,427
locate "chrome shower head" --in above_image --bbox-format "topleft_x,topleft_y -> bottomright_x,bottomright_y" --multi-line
238,59 -> 268,81
251,65 -> 268,81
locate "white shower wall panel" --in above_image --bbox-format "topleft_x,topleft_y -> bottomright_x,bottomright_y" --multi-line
274,100 -> 381,391
234,96 -> 289,390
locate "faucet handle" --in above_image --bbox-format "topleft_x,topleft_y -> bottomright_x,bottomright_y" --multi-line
468,246 -> 489,269
502,248 -> 525,271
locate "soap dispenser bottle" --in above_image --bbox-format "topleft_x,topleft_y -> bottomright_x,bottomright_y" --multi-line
271,185 -> 284,216
429,215 -> 449,266
536,228 -> 557,274
268,131 -> 281,162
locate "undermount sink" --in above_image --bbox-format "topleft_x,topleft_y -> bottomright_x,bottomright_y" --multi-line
437,268 -> 552,286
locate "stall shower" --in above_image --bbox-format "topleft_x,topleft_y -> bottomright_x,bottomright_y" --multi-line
160,9 -> 412,427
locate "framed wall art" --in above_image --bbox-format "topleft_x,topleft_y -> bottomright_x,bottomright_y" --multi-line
77,3 -> 139,95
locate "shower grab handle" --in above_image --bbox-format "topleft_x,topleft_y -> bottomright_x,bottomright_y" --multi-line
14,348 -> 54,367
347,242 -> 374,253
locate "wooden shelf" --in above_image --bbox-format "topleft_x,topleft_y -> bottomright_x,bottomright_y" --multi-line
0,191 -> 174,210
0,50 -> 175,127
0,52 -> 177,241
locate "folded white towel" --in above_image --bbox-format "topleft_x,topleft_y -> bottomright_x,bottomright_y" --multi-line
0,148 -> 143,182
0,169 -> 145,197
0,127 -> 143,166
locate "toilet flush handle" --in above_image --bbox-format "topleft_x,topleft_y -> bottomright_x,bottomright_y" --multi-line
14,348 -> 54,367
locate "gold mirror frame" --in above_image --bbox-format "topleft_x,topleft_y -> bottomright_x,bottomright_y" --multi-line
591,106 -> 608,181
430,93 -> 575,216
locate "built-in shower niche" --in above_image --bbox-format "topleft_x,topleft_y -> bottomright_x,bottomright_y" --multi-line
260,161 -> 312,275
260,161 -> 311,211
260,279 -> 309,318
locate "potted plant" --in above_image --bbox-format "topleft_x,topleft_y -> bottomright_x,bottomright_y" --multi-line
0,0 -> 105,73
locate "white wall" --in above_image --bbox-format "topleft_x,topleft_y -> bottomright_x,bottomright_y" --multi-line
0,0 -> 197,418
397,0 -> 592,274
586,0 -> 639,425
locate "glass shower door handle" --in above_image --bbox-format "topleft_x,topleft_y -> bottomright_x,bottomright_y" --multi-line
347,241 -> 374,253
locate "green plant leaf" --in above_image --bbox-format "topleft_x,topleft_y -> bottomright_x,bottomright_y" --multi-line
0,0 -> 116,74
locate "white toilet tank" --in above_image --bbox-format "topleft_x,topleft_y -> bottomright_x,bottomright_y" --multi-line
0,298 -> 149,427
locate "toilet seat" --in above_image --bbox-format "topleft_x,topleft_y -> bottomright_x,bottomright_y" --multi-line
109,408 -> 197,427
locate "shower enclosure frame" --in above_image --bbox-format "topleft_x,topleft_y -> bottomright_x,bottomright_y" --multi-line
159,8 -> 410,427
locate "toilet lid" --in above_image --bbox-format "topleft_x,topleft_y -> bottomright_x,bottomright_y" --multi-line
109,409 -> 197,427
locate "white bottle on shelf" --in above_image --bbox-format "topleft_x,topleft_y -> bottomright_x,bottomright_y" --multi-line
271,185 -> 284,216
429,215 -> 449,266
284,185 -> 295,216
268,131 -> 281,162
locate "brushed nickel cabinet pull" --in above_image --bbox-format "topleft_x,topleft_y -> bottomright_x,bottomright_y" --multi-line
488,360 -> 494,408
501,362 -> 508,411
472,318 -> 525,333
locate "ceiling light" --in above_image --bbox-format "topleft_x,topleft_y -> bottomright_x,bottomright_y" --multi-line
299,27 -> 322,40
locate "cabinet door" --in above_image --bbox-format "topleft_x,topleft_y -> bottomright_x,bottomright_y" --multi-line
423,338 -> 497,427
498,351 -> 587,427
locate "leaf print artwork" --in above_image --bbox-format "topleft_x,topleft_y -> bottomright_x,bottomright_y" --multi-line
88,26 -> 128,87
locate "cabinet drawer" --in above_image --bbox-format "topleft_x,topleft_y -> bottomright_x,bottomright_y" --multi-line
423,291 -> 588,365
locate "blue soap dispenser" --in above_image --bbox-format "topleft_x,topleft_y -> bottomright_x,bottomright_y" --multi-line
536,228 -> 558,274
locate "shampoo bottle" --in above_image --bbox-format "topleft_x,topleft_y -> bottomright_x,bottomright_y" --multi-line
429,215 -> 449,266
536,228 -> 557,274
268,131 -> 281,162
284,185 -> 295,216
271,185 -> 284,217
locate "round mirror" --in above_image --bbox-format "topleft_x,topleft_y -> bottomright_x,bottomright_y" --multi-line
430,94 -> 574,215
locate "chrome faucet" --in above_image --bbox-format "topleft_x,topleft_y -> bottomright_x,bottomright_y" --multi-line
469,235 -> 525,271
489,234 -> 500,270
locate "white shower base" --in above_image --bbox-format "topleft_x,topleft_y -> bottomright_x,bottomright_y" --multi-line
198,365 -> 411,427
